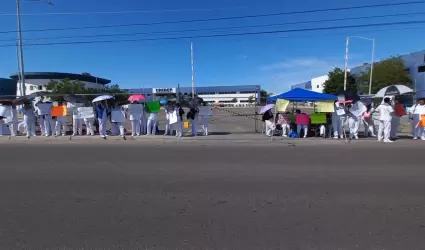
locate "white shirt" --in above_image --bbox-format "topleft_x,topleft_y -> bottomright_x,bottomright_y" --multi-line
408,104 -> 425,115
375,103 -> 394,121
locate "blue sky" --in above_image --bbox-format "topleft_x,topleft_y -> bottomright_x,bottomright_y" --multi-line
0,0 -> 424,94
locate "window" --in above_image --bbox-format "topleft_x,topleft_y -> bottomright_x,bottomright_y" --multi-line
239,91 -> 256,94
38,86 -> 43,90
418,65 -> 425,73
316,85 -> 320,88
29,86 -> 34,90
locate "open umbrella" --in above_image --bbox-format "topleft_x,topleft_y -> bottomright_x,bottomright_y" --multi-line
92,95 -> 113,103
64,94 -> 87,103
128,94 -> 146,102
12,91 -> 50,105
260,104 -> 275,114
374,84 -> 414,98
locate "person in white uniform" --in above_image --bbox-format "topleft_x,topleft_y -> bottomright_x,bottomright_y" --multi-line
96,101 -> 108,138
200,103 -> 211,136
72,103 -> 83,136
83,115 -> 95,136
110,103 -> 126,138
408,98 -> 425,140
163,104 -> 174,136
4,104 -> 18,136
374,97 -> 394,143
332,101 -> 346,139
175,103 -> 185,137
54,101 -> 67,137
348,100 -> 364,140
139,103 -> 147,135
146,111 -> 158,136
22,102 -> 36,138
126,102 -> 141,137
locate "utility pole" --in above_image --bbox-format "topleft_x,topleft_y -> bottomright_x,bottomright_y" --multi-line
369,38 -> 375,95
344,36 -> 350,91
190,41 -> 195,99
16,0 -> 26,96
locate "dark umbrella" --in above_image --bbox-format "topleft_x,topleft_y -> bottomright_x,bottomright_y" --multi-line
12,91 -> 50,105
63,94 -> 87,103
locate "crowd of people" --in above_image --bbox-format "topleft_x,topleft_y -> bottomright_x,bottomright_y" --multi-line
262,97 -> 425,143
0,100 -> 213,139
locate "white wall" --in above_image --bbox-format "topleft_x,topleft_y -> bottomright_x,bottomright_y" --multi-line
16,79 -> 106,96
311,75 -> 328,93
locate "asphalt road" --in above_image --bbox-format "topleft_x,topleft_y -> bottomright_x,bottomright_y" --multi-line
0,142 -> 424,249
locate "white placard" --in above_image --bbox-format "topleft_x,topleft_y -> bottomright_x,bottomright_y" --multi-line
127,104 -> 143,116
336,109 -> 346,116
199,107 -> 212,116
0,106 -> 12,118
111,110 -> 125,123
169,110 -> 178,124
77,107 -> 95,119
349,101 -> 367,117
37,103 -> 53,115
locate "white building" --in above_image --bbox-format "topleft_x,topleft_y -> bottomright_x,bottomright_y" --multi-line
125,85 -> 261,107
10,72 -> 111,97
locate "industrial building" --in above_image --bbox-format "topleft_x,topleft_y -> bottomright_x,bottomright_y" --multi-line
10,72 -> 111,97
291,50 -> 425,98
125,85 -> 261,106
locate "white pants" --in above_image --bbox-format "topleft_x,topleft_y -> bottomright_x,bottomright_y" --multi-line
24,117 -> 36,137
363,118 -> 376,136
348,116 -> 360,137
112,122 -> 125,136
192,116 -> 198,136
8,121 -> 18,136
41,115 -> 53,136
390,116 -> 400,138
412,123 -> 425,138
164,119 -> 174,135
202,116 -> 209,135
18,121 -> 26,134
176,119 -> 183,136
378,120 -> 391,141
130,120 -> 140,136
332,116 -> 344,137
55,116 -> 67,136
38,116 -> 45,136
281,124 -> 290,136
297,125 -> 308,138
265,120 -> 274,136
84,118 -> 95,135
147,119 -> 157,135
73,117 -> 83,136
98,116 -> 107,137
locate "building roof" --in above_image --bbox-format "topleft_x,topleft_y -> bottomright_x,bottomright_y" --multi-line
125,85 -> 260,94
10,72 -> 111,85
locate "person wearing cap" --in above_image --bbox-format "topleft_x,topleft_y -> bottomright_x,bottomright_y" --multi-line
374,97 -> 395,143
408,98 -> 425,140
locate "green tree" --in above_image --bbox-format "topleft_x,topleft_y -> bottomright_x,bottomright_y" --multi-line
323,68 -> 357,94
357,57 -> 412,94
260,90 -> 271,104
248,95 -> 254,103
231,98 -> 237,103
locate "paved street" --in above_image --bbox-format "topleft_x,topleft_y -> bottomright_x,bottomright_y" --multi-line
0,141 -> 424,249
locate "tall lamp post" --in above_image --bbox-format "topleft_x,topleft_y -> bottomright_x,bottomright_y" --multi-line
343,36 -> 375,95
16,0 -> 53,97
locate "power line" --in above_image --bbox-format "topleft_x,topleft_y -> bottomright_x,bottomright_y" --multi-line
0,19 -> 424,48
0,6 -> 248,16
1,0 -> 424,34
2,11 -> 424,42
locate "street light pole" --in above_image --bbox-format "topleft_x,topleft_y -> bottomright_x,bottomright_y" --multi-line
344,36 -> 350,91
369,38 -> 375,95
16,0 -> 26,96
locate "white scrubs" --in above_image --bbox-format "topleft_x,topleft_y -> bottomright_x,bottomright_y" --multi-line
202,115 -> 210,136
147,113 -> 158,135
375,103 -> 394,142
23,107 -> 36,137
72,110 -> 83,136
176,112 -> 183,137
332,104 -> 346,139
164,107 -> 174,135
84,118 -> 95,136
98,108 -> 108,138
55,116 -> 67,136
348,115 -> 361,139
6,107 -> 18,136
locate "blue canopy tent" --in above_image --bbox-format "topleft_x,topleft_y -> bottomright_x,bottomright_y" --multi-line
267,88 -> 338,102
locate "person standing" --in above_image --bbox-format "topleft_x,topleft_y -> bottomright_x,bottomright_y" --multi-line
374,97 -> 395,143
146,111 -> 158,136
163,104 -> 174,136
22,102 -> 36,138
408,98 -> 425,140
363,104 -> 376,137
187,106 -> 199,137
200,103 -> 212,136
55,101 -> 67,137
72,103 -> 83,136
97,100 -> 109,139
348,101 -> 364,140
332,101 -> 346,139
175,103 -> 185,137
110,103 -> 126,139
126,102 -> 141,137
391,98 -> 406,140
7,104 -> 18,136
